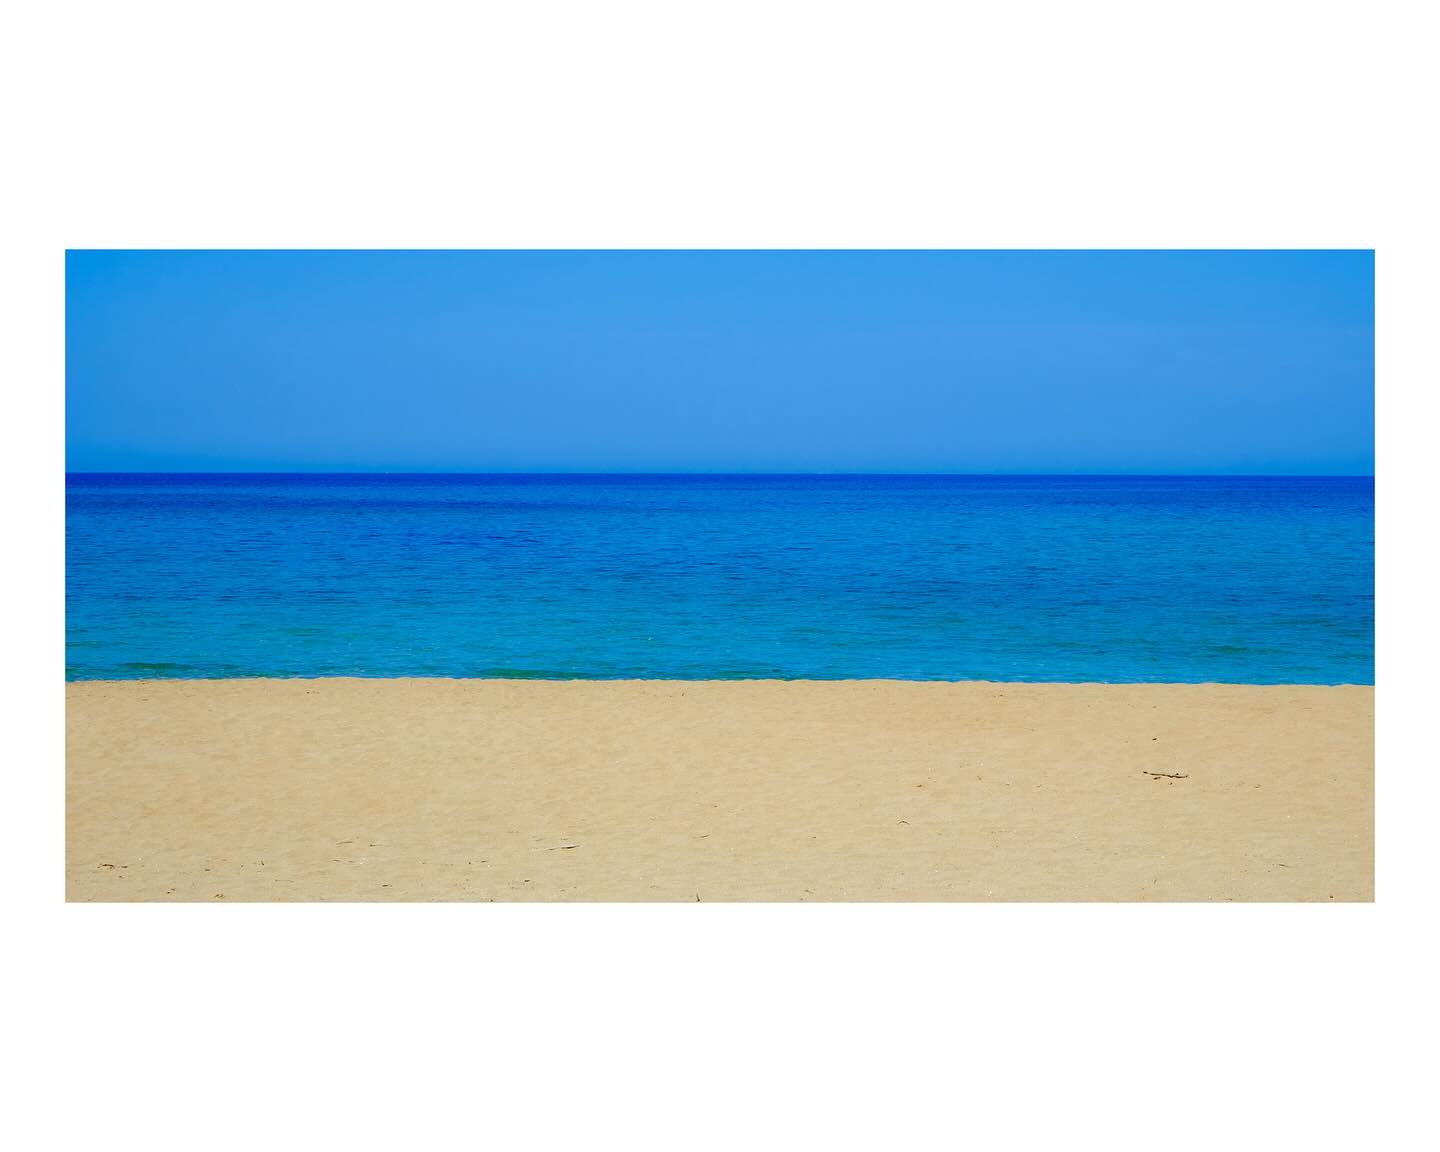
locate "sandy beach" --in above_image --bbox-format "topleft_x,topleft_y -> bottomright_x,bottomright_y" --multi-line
66,679 -> 1372,901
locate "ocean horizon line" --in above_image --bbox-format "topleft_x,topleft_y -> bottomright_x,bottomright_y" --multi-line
66,469 -> 1375,480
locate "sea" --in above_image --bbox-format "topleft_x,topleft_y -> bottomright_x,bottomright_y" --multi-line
65,474 -> 1374,684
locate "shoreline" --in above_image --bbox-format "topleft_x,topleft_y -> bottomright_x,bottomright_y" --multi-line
67,678 -> 1374,901
65,675 -> 1376,687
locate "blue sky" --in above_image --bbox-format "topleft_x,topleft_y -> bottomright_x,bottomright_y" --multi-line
66,250 -> 1373,473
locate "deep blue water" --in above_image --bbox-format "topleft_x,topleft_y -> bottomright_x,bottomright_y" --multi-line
65,474 -> 1373,683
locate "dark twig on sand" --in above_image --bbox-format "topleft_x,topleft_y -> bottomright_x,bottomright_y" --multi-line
1144,771 -> 1189,780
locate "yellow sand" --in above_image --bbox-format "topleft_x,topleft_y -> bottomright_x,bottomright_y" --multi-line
66,679 -> 1373,901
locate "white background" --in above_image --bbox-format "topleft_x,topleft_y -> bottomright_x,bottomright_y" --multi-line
4,2 -> 1433,1148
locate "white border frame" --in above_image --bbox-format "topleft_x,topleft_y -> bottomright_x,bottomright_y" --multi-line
8,3 -> 1430,1149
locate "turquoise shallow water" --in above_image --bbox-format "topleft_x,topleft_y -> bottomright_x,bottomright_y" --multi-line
65,474 -> 1373,683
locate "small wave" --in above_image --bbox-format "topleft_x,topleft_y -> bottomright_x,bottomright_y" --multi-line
480,667 -> 595,679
